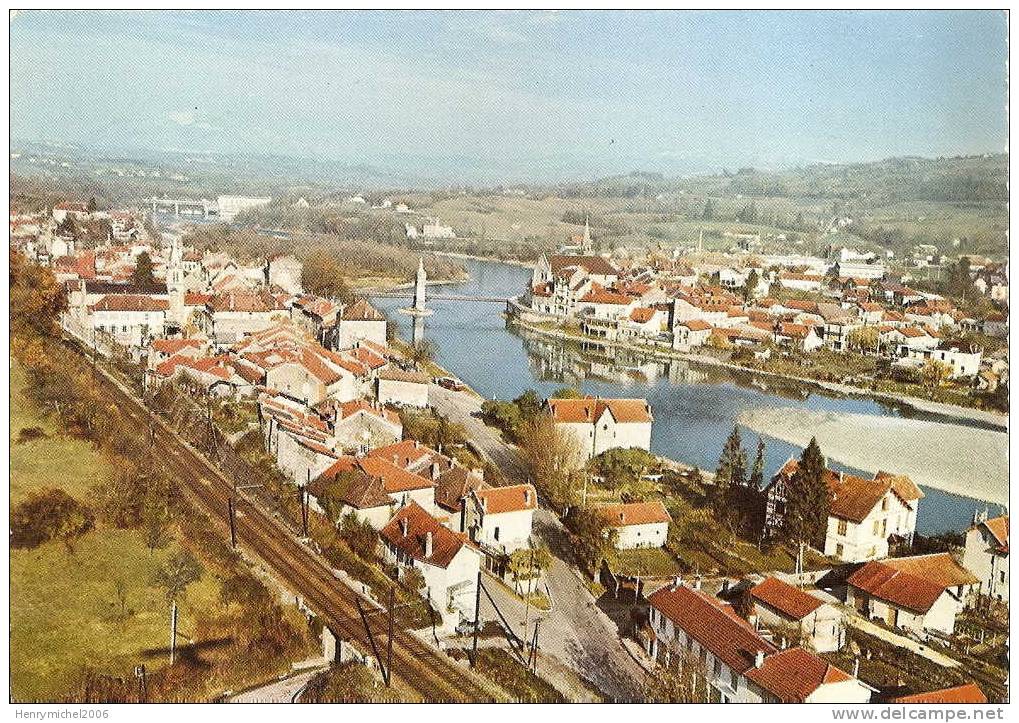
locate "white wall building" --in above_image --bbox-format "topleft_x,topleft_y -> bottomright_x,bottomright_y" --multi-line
962,515 -> 1009,606
545,397 -> 653,461
646,584 -> 870,703
598,501 -> 671,549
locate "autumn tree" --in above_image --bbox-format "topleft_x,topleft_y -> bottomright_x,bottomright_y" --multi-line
301,248 -> 354,302
10,488 -> 94,552
919,359 -> 953,391
407,339 -> 437,370
782,437 -> 830,548
847,326 -> 879,353
565,506 -> 615,575
523,416 -> 585,514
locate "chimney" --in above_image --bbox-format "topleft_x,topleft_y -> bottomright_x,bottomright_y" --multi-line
414,440 -> 420,449
431,462 -> 440,480
721,579 -> 730,594
671,576 -> 682,591
524,489 -> 531,506
619,512 -> 626,524
754,650 -> 766,669
424,531 -> 433,558
400,517 -> 408,537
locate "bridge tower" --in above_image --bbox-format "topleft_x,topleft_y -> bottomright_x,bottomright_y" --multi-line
399,257 -> 434,318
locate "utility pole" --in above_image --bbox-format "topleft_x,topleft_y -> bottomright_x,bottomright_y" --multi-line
471,570 -> 482,667
228,498 -> 237,549
299,484 -> 309,537
169,601 -> 178,665
387,586 -> 395,688
529,620 -> 540,673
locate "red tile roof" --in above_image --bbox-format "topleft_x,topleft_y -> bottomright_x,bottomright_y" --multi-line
630,307 -> 656,323
91,294 -> 168,312
380,502 -> 472,569
892,683 -> 987,704
648,585 -> 775,673
598,500 -> 672,527
745,647 -> 853,703
151,338 -> 202,355
476,484 -> 537,515
341,298 -> 385,321
979,516 -> 1009,553
678,319 -> 712,332
546,397 -> 652,424
549,255 -> 618,277
847,553 -> 978,614
750,577 -> 824,620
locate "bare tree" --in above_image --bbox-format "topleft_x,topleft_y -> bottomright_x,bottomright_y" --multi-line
522,416 -> 585,514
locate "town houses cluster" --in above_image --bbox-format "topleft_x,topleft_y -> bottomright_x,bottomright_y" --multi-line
519,229 -> 1008,388
11,201 -> 1008,704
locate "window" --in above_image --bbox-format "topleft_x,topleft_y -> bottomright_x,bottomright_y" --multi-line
837,519 -> 848,536
713,658 -> 722,677
494,527 -> 500,542
836,543 -> 844,557
1001,571 -> 1006,583
872,520 -> 881,535
881,497 -> 889,511
730,671 -> 738,691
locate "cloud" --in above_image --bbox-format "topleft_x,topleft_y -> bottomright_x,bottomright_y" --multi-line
168,110 -> 195,126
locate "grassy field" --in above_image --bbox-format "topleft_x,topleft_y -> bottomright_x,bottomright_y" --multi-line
10,361 -> 222,702
10,531 -> 221,702
10,363 -> 112,504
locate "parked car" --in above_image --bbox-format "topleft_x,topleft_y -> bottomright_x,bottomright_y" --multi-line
436,376 -> 466,391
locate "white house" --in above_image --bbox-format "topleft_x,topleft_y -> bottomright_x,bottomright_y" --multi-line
646,583 -> 870,703
598,501 -> 671,549
380,502 -> 481,627
897,342 -> 982,379
962,515 -> 1009,606
673,319 -> 713,350
376,368 -> 430,407
545,397 -> 653,461
778,273 -> 824,293
89,294 -> 168,348
202,291 -> 288,346
764,460 -> 923,563
845,553 -> 978,637
461,484 -> 538,555
749,577 -> 845,653
335,299 -> 388,350
325,399 -> 403,453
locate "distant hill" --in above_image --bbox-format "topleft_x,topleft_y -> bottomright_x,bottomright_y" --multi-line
537,154 -> 1007,205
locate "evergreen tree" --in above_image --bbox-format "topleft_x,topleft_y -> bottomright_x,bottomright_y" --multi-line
702,199 -> 715,221
132,251 -> 155,286
783,437 -> 830,548
715,425 -> 747,516
87,196 -> 98,213
750,438 -> 766,491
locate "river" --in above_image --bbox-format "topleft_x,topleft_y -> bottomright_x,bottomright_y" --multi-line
373,257 -> 1005,535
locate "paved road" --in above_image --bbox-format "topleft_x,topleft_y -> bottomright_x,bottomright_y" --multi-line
430,384 -> 530,483
432,384 -> 649,701
230,667 -> 326,703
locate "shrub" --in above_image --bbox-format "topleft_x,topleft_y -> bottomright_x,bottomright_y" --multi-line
11,488 -> 94,551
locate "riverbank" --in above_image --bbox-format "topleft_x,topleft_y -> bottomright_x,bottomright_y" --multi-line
435,251 -> 536,269
507,314 -> 1007,431
739,407 -> 1008,507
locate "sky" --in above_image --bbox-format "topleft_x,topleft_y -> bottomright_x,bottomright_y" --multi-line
9,10 -> 1009,182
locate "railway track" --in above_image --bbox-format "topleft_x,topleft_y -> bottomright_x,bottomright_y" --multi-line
69,340 -> 502,702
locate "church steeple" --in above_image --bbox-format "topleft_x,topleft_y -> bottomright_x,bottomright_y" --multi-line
582,214 -> 592,254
